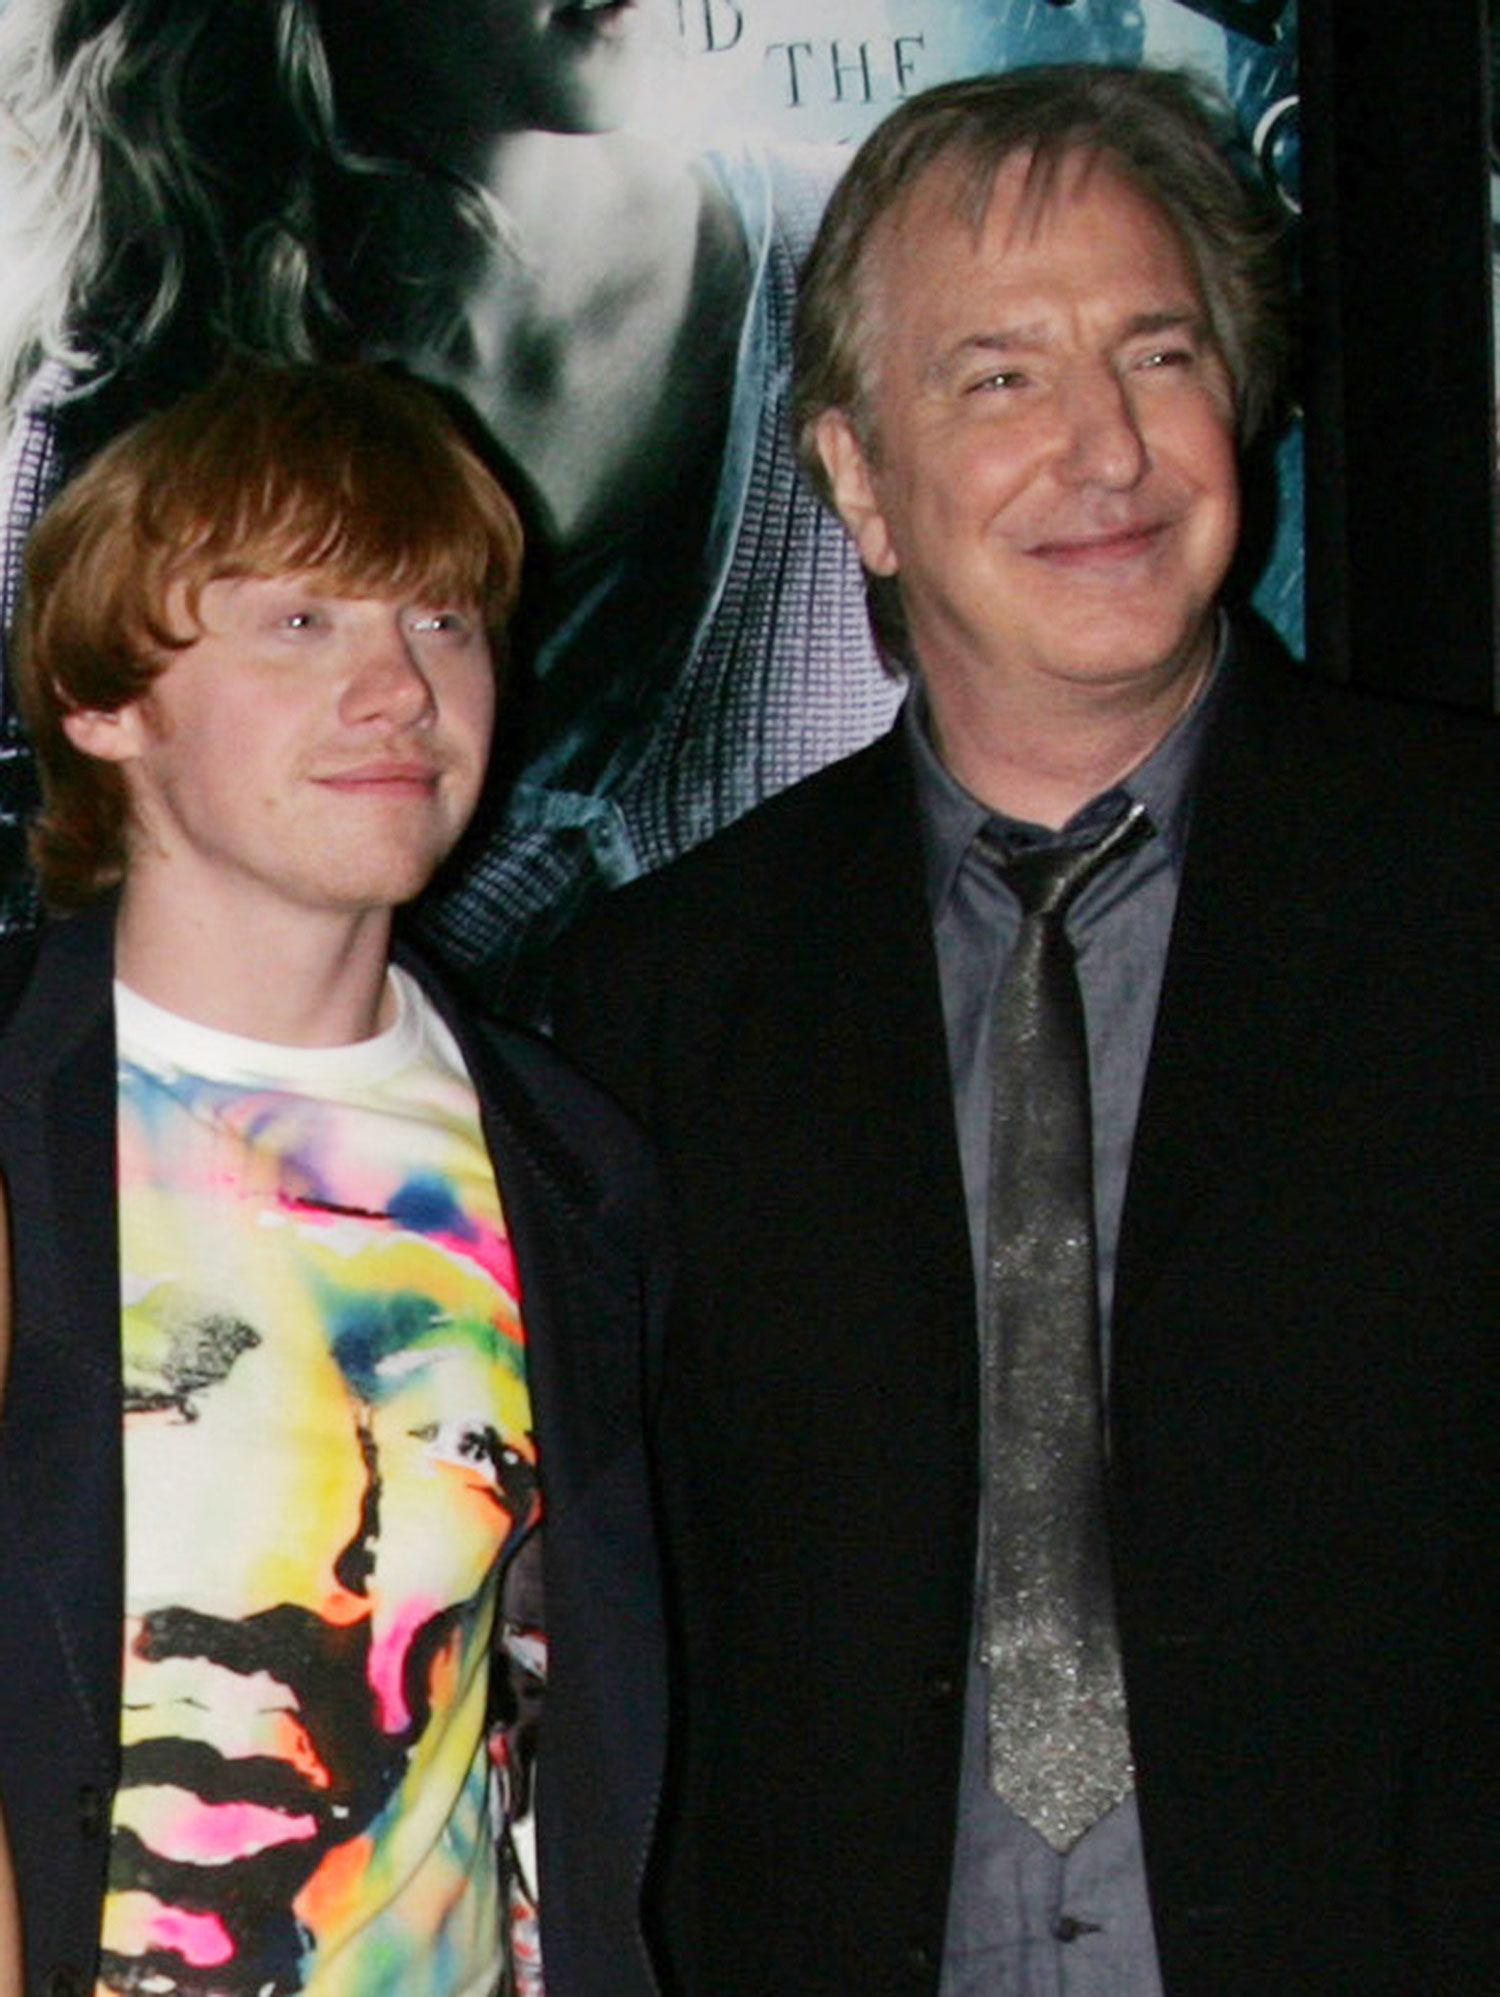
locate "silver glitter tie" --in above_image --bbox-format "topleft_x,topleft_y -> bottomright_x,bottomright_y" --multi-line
978,801 -> 1151,1851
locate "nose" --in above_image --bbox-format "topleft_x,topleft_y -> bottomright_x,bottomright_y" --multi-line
1055,365 -> 1149,491
234,1376 -> 375,1629
339,612 -> 437,732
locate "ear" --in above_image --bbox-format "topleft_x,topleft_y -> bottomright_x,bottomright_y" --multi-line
811,409 -> 900,578
60,700 -> 149,766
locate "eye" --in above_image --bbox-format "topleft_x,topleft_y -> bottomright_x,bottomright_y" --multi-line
412,1418 -> 540,1521
1130,341 -> 1201,376
272,606 -> 328,635
407,608 -> 476,640
416,1420 -> 509,1481
966,367 -> 1031,396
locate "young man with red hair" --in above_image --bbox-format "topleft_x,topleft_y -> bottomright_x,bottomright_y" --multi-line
0,361 -> 665,1997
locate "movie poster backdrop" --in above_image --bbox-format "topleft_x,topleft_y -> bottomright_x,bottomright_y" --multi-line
0,0 -> 1300,1011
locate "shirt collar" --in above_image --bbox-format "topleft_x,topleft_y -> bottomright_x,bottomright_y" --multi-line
905,616 -> 1229,916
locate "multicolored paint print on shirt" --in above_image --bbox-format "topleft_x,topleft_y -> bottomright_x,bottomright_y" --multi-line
105,978 -> 541,1997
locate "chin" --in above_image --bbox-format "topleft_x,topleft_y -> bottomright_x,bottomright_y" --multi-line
541,31 -> 646,131
1050,609 -> 1216,688
307,862 -> 450,915
536,89 -> 639,136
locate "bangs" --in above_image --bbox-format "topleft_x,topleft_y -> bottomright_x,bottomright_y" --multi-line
124,360 -> 524,650
144,457 -> 511,628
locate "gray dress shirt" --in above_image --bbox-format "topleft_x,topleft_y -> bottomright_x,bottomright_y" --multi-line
905,657 -> 1222,1997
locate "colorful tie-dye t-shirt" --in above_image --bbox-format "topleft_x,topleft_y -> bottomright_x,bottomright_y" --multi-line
106,970 -> 543,1997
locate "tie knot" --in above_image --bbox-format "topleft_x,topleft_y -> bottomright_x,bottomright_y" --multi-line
978,800 -> 1153,919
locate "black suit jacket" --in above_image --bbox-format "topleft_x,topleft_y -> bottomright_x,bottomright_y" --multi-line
552,641 -> 1500,1996
0,901 -> 669,1997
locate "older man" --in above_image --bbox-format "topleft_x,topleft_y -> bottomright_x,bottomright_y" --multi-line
0,361 -> 666,1997
552,65 -> 1500,1997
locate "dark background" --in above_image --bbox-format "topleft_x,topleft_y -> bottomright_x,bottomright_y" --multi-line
1301,0 -> 1496,709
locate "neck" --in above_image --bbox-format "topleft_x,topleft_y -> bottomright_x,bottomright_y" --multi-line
113,878 -> 397,1048
923,645 -> 1213,829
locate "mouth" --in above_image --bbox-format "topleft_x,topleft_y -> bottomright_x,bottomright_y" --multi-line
551,0 -> 638,35
313,761 -> 443,794
113,1732 -> 338,1864
1026,522 -> 1168,568
116,1786 -> 321,1865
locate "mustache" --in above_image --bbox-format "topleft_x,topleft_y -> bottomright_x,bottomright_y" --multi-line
136,1602 -> 370,1692
127,1598 -> 466,1796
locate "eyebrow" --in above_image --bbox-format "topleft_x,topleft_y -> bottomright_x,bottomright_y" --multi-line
373,1339 -> 500,1385
123,1310 -> 262,1416
1118,308 -> 1208,342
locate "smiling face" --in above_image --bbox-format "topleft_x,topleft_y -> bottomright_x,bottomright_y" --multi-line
66,575 -> 496,937
814,148 -> 1240,724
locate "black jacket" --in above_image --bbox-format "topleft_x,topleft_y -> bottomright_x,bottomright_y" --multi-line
553,637 -> 1500,1995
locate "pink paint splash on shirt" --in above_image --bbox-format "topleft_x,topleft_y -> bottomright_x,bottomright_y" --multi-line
366,1598 -> 441,1733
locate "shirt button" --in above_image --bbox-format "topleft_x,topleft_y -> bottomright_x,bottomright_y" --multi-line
77,1783 -> 108,1837
1053,1914 -> 1101,1943
905,1937 -> 937,1974
922,1669 -> 957,1704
